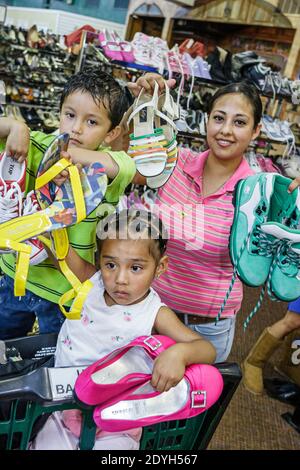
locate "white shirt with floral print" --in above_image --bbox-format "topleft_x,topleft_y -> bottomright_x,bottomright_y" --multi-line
55,271 -> 165,367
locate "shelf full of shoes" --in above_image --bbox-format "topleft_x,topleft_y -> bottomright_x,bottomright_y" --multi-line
163,42 -> 300,177
76,29 -> 162,89
0,24 -> 78,133
77,30 -> 300,190
77,31 -> 214,160
74,29 -> 178,205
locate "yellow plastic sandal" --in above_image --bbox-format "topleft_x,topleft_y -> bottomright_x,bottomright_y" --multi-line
0,159 -> 107,297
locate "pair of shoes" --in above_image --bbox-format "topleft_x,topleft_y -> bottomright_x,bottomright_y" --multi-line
110,30 -> 135,63
217,173 -> 300,326
179,38 -> 205,58
131,33 -> 168,72
0,133 -> 71,264
232,173 -> 300,296
98,29 -> 124,62
74,335 -> 223,431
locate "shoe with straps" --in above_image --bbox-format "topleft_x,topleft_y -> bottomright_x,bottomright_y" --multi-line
93,362 -> 223,432
74,335 -> 176,407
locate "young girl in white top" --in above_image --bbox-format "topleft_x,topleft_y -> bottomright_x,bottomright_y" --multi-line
31,208 -> 216,450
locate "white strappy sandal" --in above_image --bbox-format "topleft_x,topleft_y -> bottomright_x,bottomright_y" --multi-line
127,81 -> 168,177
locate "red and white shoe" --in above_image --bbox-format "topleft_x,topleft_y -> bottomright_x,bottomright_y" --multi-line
22,190 -> 48,265
0,152 -> 26,223
0,152 -> 26,253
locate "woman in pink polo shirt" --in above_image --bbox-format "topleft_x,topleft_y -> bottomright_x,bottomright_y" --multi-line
129,75 -> 263,362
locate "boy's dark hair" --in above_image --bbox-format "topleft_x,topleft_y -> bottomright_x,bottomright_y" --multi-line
97,209 -> 168,262
207,81 -> 262,128
60,68 -> 133,130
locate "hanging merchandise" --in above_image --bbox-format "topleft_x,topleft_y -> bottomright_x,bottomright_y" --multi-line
217,173 -> 300,328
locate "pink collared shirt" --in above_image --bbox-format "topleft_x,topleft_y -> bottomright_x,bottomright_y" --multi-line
153,148 -> 254,318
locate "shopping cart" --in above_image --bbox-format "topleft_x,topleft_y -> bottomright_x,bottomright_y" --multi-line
0,333 -> 241,450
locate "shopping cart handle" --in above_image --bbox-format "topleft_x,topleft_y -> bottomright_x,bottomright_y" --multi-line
0,365 -> 87,403
0,367 -> 52,402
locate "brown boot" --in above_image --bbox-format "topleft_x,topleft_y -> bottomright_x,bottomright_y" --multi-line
242,328 -> 283,395
276,328 -> 300,387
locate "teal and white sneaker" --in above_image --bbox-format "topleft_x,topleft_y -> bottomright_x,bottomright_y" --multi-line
230,172 -> 276,287
260,222 -> 300,301
269,175 -> 300,229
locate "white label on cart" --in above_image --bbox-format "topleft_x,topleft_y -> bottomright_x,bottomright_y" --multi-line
48,366 -> 86,400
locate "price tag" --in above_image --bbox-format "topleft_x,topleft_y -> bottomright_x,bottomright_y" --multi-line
48,366 -> 86,400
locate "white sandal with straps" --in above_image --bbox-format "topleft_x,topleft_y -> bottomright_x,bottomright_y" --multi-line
127,81 -> 168,177
147,82 -> 179,189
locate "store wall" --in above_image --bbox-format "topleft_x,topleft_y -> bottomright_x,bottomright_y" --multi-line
5,6 -> 126,36
4,0 -> 129,24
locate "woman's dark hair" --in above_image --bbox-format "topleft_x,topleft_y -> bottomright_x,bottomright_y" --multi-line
97,208 -> 168,262
60,68 -> 132,130
207,81 -> 262,128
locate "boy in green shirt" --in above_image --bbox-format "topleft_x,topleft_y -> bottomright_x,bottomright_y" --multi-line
0,69 -> 135,339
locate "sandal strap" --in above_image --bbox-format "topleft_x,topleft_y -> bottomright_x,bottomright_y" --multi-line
39,229 -> 93,320
133,152 -> 167,163
36,158 -> 86,224
0,237 -> 31,296
126,81 -> 159,128
129,128 -> 163,141
129,140 -> 168,151
68,165 -> 86,223
155,109 -> 178,132
59,280 -> 93,320
129,134 -> 164,146
35,158 -> 71,189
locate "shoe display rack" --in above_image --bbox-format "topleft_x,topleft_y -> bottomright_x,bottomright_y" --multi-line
0,21 -> 299,172
77,29 -> 300,167
0,24 -> 77,132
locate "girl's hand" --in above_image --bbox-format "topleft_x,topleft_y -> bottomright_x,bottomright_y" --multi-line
53,151 -> 82,186
288,176 -> 300,193
151,345 -> 186,393
5,121 -> 30,163
127,73 -> 176,98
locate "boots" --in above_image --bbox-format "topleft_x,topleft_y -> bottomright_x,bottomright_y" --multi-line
276,328 -> 300,387
242,328 -> 283,395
